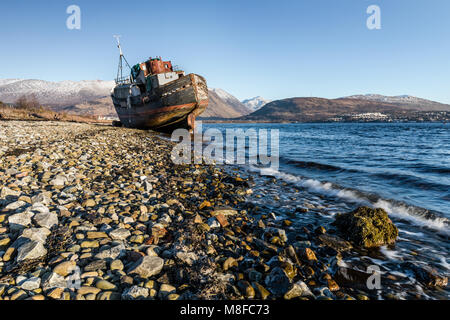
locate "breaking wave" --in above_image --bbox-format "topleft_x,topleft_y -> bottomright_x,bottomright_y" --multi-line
251,166 -> 450,235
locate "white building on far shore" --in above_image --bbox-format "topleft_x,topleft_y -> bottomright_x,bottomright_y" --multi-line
350,112 -> 388,120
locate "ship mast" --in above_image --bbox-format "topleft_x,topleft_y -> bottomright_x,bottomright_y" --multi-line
114,35 -> 131,84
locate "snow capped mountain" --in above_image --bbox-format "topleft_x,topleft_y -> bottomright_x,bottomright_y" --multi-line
342,94 -> 450,111
345,94 -> 431,105
211,88 -> 241,105
0,79 -> 115,106
207,88 -> 252,117
242,96 -> 271,112
0,79 -> 22,87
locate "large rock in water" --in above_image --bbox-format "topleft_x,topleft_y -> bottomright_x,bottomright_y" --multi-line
333,206 -> 398,248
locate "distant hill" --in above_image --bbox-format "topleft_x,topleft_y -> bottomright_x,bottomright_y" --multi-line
57,96 -> 117,118
199,88 -> 251,118
344,94 -> 450,111
241,96 -> 450,122
3,79 -> 446,122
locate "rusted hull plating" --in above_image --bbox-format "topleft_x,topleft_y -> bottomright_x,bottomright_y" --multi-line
112,74 -> 208,132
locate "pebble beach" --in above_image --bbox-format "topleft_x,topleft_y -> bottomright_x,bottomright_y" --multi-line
0,121 -> 447,300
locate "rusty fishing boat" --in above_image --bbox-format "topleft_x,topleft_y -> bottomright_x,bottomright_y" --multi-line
110,36 -> 208,132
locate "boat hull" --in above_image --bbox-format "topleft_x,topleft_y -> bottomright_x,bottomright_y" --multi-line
111,73 -> 208,132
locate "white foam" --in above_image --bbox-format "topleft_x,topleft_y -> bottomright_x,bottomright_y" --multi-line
257,167 -> 367,203
438,256 -> 450,271
251,166 -> 450,235
379,246 -> 402,260
399,229 -> 425,237
374,199 -> 449,235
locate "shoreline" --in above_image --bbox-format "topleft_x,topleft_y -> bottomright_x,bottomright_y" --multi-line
0,121 -> 447,300
199,119 -> 449,124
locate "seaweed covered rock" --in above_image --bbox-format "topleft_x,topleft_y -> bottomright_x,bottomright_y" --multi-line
333,206 -> 398,248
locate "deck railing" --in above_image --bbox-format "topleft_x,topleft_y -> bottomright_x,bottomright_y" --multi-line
115,76 -> 132,85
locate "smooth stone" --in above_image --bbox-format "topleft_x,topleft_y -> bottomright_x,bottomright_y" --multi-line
78,286 -> 101,295
2,247 -> 16,261
266,227 -> 288,242
84,199 -> 96,207
207,217 -> 220,229
284,281 -> 314,299
128,256 -> 164,278
97,291 -> 121,300
47,287 -> 64,300
0,237 -> 11,247
20,227 -> 51,244
16,240 -> 47,262
175,251 -> 198,266
68,245 -> 81,253
95,244 -> 126,260
28,202 -> 50,214
328,279 -> 340,291
84,259 -> 107,272
318,234 -> 353,252
223,257 -> 238,271
8,210 -> 34,231
252,282 -> 270,300
11,289 -> 28,300
110,259 -> 124,271
146,245 -> 161,257
50,175 -> 67,187
20,277 -> 41,291
130,235 -> 144,244
80,240 -> 99,248
265,267 -> 292,297
314,287 -> 334,299
299,248 -> 318,261
143,181 -> 153,192
53,261 -> 77,277
122,286 -> 149,300
4,200 -> 27,211
167,293 -> 180,300
109,228 -> 131,240
31,193 -> 52,205
158,284 -> 176,299
86,231 -> 108,239
1,186 -> 21,198
211,207 -> 238,216
16,275 -> 27,284
42,272 -> 68,290
33,211 -> 58,229
237,280 -> 255,298
96,280 -> 117,291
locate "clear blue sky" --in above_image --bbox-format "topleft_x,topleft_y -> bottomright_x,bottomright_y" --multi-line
0,0 -> 449,103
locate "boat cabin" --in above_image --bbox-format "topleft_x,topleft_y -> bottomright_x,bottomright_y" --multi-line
130,56 -> 185,96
